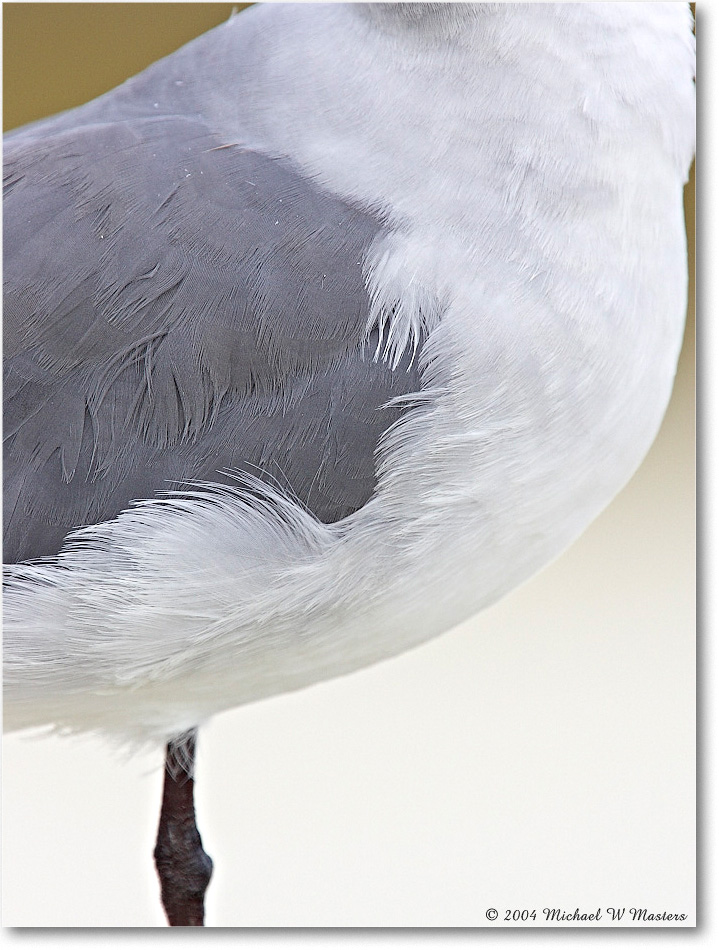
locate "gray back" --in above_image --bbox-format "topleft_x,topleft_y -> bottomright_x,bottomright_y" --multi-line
4,83 -> 423,561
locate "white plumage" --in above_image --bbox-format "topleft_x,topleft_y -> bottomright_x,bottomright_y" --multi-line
4,3 -> 695,754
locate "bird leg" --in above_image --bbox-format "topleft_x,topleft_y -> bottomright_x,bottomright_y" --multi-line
154,729 -> 213,926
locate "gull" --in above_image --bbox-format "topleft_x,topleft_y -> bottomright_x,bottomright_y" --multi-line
3,1 -> 695,927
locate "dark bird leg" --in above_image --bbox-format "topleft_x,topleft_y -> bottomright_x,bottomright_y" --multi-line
154,729 -> 213,926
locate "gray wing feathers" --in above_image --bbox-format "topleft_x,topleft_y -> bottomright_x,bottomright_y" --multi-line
4,113 -> 421,561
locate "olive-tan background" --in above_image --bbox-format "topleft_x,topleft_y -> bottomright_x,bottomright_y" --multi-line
2,3 -> 695,929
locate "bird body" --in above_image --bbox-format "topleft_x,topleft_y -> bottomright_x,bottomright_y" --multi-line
3,3 -> 695,748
